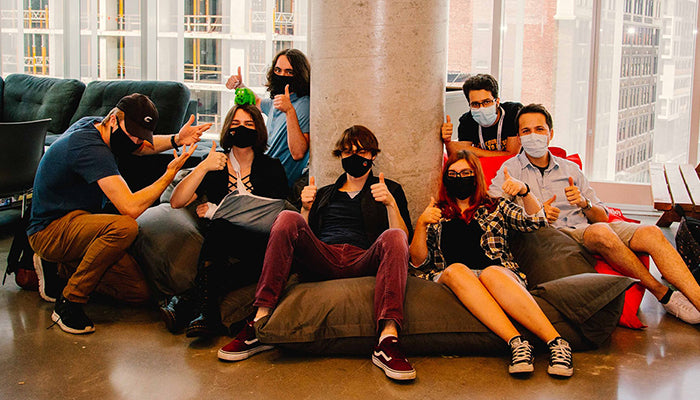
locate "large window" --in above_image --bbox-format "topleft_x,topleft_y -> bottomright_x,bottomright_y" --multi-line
1,1 -> 697,185
447,0 -> 698,184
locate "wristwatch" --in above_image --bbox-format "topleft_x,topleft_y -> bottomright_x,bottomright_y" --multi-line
581,197 -> 592,211
517,183 -> 530,197
170,134 -> 179,149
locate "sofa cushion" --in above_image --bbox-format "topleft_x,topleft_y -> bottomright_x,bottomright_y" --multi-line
509,226 -> 597,289
129,204 -> 203,297
243,274 -> 630,356
2,74 -> 85,135
70,80 -> 190,135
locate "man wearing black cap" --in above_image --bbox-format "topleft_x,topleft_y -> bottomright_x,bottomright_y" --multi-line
27,93 -> 211,335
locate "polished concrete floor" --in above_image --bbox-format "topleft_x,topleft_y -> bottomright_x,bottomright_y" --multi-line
1,210 -> 699,400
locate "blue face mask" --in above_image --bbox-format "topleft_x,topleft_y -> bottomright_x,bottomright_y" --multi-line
471,104 -> 499,127
519,133 -> 550,158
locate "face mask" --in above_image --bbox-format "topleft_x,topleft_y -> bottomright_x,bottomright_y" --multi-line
342,154 -> 373,178
269,73 -> 294,96
471,104 -> 499,127
227,126 -> 258,149
520,133 -> 550,158
110,125 -> 141,157
443,175 -> 476,200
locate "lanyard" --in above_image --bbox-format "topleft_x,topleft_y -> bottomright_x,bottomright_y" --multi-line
477,106 -> 505,151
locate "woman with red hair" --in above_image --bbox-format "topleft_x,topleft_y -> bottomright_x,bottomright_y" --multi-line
409,150 -> 573,378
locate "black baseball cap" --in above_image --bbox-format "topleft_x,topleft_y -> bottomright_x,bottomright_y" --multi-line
116,93 -> 158,144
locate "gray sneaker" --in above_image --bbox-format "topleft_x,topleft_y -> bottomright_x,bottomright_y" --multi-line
508,336 -> 534,374
663,290 -> 700,324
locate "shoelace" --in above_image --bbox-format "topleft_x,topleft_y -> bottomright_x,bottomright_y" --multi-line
511,341 -> 533,365
549,339 -> 572,367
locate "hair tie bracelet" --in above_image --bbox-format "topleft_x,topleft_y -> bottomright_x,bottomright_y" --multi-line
235,88 -> 256,106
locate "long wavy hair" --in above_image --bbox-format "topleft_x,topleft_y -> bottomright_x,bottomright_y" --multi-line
437,150 -> 495,221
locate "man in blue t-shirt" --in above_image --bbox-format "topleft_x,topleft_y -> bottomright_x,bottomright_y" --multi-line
28,93 -> 211,335
226,48 -> 311,188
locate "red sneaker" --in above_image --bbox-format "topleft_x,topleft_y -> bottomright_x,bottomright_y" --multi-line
372,336 -> 416,381
217,321 -> 273,361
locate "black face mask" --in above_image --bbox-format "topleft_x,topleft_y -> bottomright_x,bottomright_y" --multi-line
269,73 -> 294,97
226,125 -> 258,149
342,154 -> 373,178
443,175 -> 477,200
110,125 -> 141,157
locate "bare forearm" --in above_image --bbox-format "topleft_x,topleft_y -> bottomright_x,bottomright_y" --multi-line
285,108 -> 309,161
137,134 -> 179,155
386,203 -> 409,237
584,204 -> 608,223
409,223 -> 429,265
170,165 -> 207,208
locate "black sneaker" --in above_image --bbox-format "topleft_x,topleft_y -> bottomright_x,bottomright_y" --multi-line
33,254 -> 64,303
185,314 -> 225,338
160,295 -> 197,334
508,336 -> 534,374
547,337 -> 573,377
51,295 -> 95,334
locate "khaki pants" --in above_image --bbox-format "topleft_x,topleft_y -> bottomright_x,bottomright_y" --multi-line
28,210 -> 150,304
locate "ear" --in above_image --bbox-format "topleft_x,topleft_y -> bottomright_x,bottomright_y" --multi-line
548,128 -> 554,144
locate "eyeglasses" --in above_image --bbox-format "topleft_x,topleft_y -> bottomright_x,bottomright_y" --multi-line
341,148 -> 372,158
447,170 -> 475,178
469,98 -> 495,109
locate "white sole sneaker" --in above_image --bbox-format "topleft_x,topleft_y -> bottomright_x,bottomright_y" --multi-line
509,362 -> 534,374
548,364 -> 574,377
34,254 -> 56,303
51,311 -> 95,335
372,355 -> 417,381
217,344 -> 274,361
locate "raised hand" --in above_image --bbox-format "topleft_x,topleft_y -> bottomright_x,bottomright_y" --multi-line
418,197 -> 442,226
441,115 -> 453,143
273,84 -> 293,113
564,176 -> 586,208
500,167 -> 527,197
225,66 -> 244,90
543,195 -> 560,224
301,175 -> 317,211
371,173 -> 396,206
167,144 -> 197,174
177,114 -> 212,146
200,141 -> 227,172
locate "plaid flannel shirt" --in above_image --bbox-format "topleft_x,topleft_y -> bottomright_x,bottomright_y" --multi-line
410,197 -> 547,286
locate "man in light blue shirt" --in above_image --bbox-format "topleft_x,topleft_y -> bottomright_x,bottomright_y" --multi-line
489,103 -> 700,325
226,49 -> 310,187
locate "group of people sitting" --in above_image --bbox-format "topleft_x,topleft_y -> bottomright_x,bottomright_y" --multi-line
26,48 -> 700,383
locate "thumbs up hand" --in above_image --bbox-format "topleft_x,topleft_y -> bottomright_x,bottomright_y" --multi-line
441,115 -> 453,143
301,176 -> 317,211
273,84 -> 293,113
371,173 -> 396,206
500,167 -> 528,197
226,66 -> 244,90
543,195 -> 560,224
200,141 -> 227,172
564,176 -> 587,208
418,196 -> 442,227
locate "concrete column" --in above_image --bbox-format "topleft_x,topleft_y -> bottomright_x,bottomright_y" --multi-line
309,0 -> 448,223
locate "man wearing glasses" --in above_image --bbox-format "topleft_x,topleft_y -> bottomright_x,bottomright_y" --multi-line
442,74 -> 522,158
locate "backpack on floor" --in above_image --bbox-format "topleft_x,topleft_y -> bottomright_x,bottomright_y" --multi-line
674,206 -> 700,284
3,211 -> 38,291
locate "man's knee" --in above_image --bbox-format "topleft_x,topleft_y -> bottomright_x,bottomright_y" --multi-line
583,223 -> 622,252
271,210 -> 306,234
377,229 -> 408,249
630,224 -> 664,245
110,215 -> 139,244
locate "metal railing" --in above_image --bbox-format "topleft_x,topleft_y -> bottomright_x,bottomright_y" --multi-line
184,14 -> 223,33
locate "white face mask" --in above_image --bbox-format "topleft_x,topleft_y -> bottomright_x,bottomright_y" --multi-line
471,104 -> 499,127
520,133 -> 549,158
